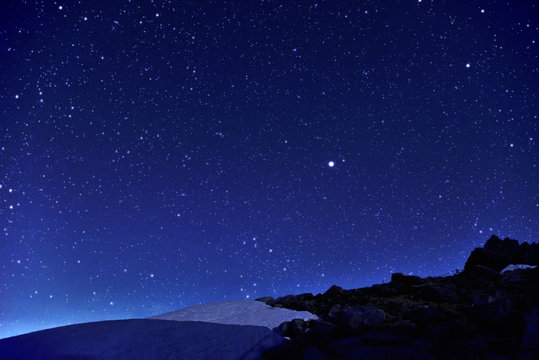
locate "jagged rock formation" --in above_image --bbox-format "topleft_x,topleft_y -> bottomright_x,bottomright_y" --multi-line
464,235 -> 539,272
259,235 -> 539,360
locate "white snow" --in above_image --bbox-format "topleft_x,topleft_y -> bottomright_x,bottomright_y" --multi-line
150,300 -> 318,329
501,264 -> 537,273
0,319 -> 284,360
0,300 -> 318,360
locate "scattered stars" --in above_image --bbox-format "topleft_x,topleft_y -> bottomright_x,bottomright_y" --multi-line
0,0 -> 535,341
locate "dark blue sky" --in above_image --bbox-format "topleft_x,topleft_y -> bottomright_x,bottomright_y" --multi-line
1,0 -> 537,338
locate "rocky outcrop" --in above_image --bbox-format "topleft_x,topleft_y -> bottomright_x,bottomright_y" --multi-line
260,236 -> 539,359
464,235 -> 539,272
327,305 -> 385,332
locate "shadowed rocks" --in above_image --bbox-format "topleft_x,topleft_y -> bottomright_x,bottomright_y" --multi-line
260,235 -> 539,359
464,235 -> 539,272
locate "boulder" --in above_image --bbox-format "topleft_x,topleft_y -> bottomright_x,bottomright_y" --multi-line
477,297 -> 514,326
390,320 -> 418,332
328,305 -> 386,331
403,304 -> 449,324
500,269 -> 534,287
255,296 -> 275,304
471,294 -> 496,306
464,235 -> 539,272
272,293 -> 315,312
324,285 -> 344,297
307,320 -> 338,339
360,330 -> 412,346
391,273 -> 423,287
326,336 -> 364,357
413,284 -> 459,303
460,264 -> 501,283
278,319 -> 308,338
327,337 -> 433,360
262,236 -> 539,359
521,307 -> 539,358
300,347 -> 329,360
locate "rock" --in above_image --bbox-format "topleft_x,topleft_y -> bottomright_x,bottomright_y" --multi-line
300,347 -> 329,360
329,305 -> 386,332
360,330 -> 412,346
521,307 -> 539,358
403,304 -> 449,324
464,235 -> 539,272
324,285 -> 344,297
477,297 -> 514,327
391,273 -> 423,287
436,335 -> 489,360
460,264 -> 501,283
272,293 -> 316,312
263,339 -> 303,359
471,294 -> 496,306
370,283 -> 398,296
390,320 -> 418,332
326,336 -> 364,357
255,296 -> 275,304
327,337 -> 433,360
413,284 -> 459,303
424,317 -> 467,340
327,304 -> 342,319
262,236 -> 539,360
278,319 -> 308,338
307,320 -> 338,339
500,267 -> 539,288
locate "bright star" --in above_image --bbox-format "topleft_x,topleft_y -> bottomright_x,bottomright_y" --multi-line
328,161 -> 335,167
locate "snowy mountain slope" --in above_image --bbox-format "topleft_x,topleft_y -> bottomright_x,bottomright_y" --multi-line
0,319 -> 284,360
150,300 -> 318,329
0,300 -> 318,359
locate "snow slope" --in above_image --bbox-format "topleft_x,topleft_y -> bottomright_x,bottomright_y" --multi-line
150,300 -> 318,329
0,300 -> 318,359
0,319 -> 283,360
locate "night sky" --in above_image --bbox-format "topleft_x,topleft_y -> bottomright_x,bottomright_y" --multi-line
1,0 -> 537,339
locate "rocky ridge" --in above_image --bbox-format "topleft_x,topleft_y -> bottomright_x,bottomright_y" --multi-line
258,235 -> 539,359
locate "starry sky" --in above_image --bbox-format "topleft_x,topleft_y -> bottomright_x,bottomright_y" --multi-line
0,0 -> 537,339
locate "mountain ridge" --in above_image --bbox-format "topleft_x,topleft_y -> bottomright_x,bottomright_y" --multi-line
257,235 -> 539,359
